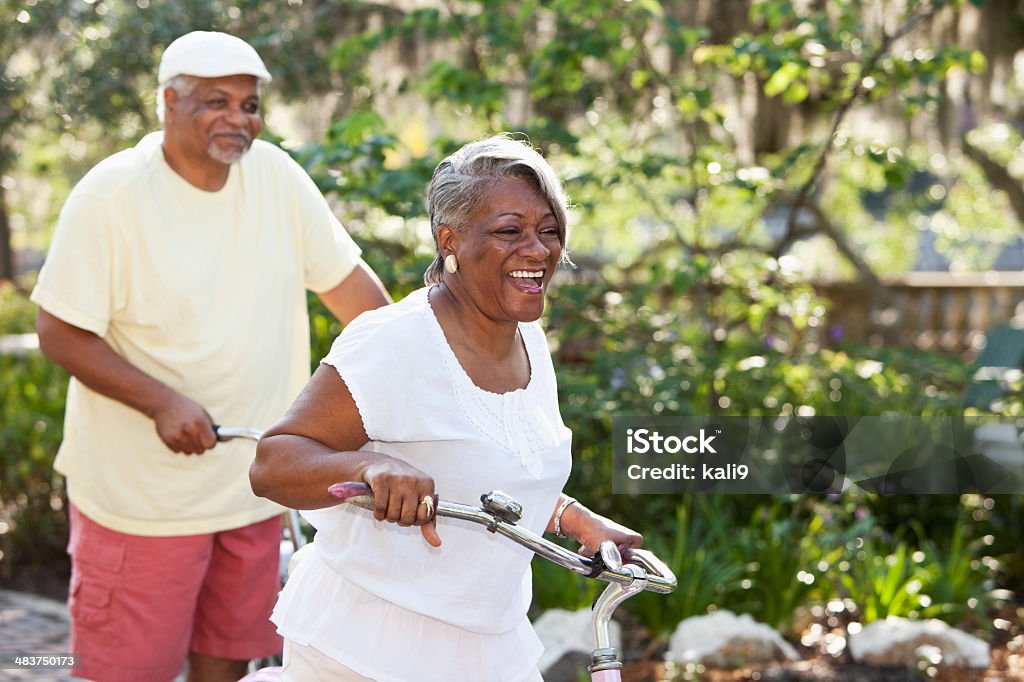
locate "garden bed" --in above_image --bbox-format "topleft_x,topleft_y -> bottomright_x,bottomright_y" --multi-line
614,604 -> 1024,682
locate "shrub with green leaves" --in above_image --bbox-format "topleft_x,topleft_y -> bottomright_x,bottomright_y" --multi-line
0,283 -> 69,578
832,512 -> 994,626
0,280 -> 36,334
629,497 -> 747,637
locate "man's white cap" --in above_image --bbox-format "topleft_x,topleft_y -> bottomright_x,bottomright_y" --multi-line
158,31 -> 272,84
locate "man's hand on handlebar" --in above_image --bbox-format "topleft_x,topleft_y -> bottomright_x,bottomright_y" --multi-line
152,390 -> 217,455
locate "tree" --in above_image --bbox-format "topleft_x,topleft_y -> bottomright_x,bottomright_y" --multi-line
319,0 -> 1016,285
0,0 -> 91,283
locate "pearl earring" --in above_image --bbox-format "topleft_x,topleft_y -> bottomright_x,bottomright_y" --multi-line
444,253 -> 459,274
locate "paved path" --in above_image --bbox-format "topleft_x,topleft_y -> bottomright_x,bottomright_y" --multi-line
0,589 -> 222,681
0,589 -> 73,681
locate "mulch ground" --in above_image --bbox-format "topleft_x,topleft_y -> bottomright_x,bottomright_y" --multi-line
620,652 -> 1023,681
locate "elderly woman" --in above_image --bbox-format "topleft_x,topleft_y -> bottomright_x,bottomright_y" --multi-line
250,135 -> 642,682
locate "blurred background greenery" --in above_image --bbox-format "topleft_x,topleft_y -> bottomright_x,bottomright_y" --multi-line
3,0 -> 1024,655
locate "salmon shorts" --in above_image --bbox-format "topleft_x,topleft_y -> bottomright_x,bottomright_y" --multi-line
67,503 -> 283,682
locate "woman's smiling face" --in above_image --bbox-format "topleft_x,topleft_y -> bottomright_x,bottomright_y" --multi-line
443,175 -> 563,324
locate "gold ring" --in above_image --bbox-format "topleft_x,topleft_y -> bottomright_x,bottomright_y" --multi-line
420,494 -> 435,517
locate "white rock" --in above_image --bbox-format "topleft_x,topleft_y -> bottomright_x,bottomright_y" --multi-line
848,617 -> 990,668
533,608 -> 621,674
666,610 -> 800,668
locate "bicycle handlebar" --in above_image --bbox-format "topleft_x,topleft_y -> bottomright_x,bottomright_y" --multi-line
214,425 -> 263,441
328,482 -> 676,595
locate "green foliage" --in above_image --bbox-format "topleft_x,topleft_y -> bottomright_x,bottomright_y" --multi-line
417,61 -> 506,117
976,494 -> 1024,595
838,533 -> 929,622
530,543 -> 600,616
41,1 -> 387,136
833,512 -> 994,626
725,499 -> 831,631
1,0 -> 87,171
290,112 -> 440,220
916,516 -> 994,623
549,260 -> 969,526
629,498 -> 747,636
626,493 -> 995,635
0,281 -> 36,335
307,236 -> 432,366
0,284 -> 68,575
6,0 -> 1023,647
0,352 -> 68,572
539,259 -> 989,631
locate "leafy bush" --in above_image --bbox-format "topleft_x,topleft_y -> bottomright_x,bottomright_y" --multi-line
541,264 -> 999,633
832,513 -> 994,627
724,498 -> 834,632
0,353 -> 68,575
629,497 -> 747,637
2,242 -> 1011,638
837,534 -> 928,623
0,283 -> 69,579
0,280 -> 36,334
530,545 -> 601,617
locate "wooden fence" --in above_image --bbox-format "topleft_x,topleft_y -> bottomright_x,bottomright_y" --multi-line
815,272 -> 1024,360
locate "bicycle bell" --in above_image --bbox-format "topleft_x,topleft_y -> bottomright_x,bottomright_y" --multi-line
480,491 -> 523,523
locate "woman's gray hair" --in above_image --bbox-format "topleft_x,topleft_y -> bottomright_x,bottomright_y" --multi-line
424,134 -> 571,285
155,75 -> 199,124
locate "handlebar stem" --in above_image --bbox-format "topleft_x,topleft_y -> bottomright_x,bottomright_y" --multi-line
590,563 -> 647,667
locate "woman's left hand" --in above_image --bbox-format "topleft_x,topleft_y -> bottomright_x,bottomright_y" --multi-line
557,502 -> 643,559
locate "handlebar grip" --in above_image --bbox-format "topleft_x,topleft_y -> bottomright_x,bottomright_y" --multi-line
328,482 -> 440,517
328,481 -> 376,511
627,548 -> 677,591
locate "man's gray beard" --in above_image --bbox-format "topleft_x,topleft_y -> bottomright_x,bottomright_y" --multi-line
207,141 -> 249,164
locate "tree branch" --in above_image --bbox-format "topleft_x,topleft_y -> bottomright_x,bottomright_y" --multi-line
961,135 -> 1024,226
779,1 -> 949,261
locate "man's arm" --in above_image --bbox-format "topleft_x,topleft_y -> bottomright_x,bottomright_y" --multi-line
35,308 -> 217,454
317,259 -> 391,325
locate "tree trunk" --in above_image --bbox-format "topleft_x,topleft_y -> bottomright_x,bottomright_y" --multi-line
0,183 -> 14,283
962,136 -> 1024,226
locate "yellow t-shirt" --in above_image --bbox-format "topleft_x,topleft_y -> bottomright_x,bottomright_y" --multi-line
31,132 -> 362,535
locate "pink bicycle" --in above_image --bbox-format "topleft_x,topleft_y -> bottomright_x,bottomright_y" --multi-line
241,480 -> 676,682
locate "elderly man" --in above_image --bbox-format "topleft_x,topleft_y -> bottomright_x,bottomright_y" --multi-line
31,31 -> 390,682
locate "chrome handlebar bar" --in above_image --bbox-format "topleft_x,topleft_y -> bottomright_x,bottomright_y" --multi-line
214,425 -> 263,441
328,482 -> 676,595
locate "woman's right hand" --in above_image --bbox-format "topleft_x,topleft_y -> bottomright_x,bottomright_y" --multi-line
361,459 -> 442,547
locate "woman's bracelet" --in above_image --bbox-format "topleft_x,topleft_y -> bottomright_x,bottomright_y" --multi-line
553,495 -> 578,538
